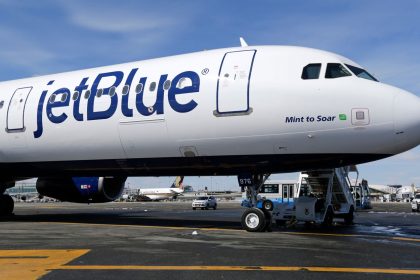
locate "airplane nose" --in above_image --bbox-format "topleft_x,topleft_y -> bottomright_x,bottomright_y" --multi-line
394,91 -> 420,150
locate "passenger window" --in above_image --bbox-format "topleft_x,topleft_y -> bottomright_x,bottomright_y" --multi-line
301,63 -> 321,79
325,63 -> 352,79
149,82 -> 156,91
61,93 -> 68,102
109,86 -> 116,97
72,91 -> 79,101
177,77 -> 192,89
84,90 -> 91,99
96,88 -> 103,97
49,94 -> 56,104
135,83 -> 143,93
122,85 -> 130,95
163,80 -> 171,90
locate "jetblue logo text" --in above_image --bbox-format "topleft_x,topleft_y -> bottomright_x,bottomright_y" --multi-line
33,69 -> 200,138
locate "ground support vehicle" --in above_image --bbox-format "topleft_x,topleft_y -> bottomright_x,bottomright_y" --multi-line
192,196 -> 217,210
240,167 -> 356,232
411,194 -> 420,212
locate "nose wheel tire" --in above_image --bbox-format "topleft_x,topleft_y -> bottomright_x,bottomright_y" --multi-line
262,200 -> 273,211
241,208 -> 266,232
0,194 -> 14,216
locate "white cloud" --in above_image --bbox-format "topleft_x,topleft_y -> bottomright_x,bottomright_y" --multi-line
59,1 -> 186,34
68,9 -> 174,33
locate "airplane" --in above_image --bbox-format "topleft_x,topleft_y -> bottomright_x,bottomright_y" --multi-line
368,184 -> 399,195
369,184 -> 419,202
0,38 -> 419,230
136,176 -> 185,201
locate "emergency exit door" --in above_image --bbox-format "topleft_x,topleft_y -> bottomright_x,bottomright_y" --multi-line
7,87 -> 32,132
216,50 -> 256,114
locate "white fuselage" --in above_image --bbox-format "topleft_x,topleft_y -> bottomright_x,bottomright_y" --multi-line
0,45 -> 419,179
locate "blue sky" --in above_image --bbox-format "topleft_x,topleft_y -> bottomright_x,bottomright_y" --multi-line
1,0 -> 419,189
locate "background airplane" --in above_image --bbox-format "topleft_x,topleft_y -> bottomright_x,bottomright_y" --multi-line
135,176 -> 186,201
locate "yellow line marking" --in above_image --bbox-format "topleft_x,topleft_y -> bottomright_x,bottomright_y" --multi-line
1,249 -> 420,276
0,249 -> 90,280
59,265 -> 420,275
393,237 -> 420,242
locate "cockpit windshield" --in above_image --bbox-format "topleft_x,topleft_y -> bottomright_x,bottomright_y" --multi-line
325,63 -> 352,79
345,64 -> 378,82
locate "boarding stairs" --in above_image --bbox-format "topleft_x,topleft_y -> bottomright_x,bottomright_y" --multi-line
274,166 -> 355,224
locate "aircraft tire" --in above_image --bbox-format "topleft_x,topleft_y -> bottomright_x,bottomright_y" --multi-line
0,194 -> 14,216
262,200 -> 273,211
241,208 -> 266,232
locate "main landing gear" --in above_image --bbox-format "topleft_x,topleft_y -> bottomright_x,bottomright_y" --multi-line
239,174 -> 272,232
0,192 -> 14,216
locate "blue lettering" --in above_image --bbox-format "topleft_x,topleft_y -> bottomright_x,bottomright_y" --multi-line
73,77 -> 89,121
36,69 -> 201,138
46,88 -> 71,124
121,68 -> 138,117
169,71 -> 199,113
34,80 -> 54,139
135,75 -> 167,116
87,71 -> 123,120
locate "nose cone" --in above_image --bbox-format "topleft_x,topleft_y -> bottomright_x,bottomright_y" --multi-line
394,91 -> 420,151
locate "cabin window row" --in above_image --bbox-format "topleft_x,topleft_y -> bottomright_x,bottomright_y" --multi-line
48,80 -> 173,104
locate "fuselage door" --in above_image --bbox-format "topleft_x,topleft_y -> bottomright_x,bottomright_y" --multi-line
216,50 -> 256,115
7,87 -> 33,132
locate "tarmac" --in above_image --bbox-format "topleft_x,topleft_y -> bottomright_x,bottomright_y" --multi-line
0,201 -> 419,279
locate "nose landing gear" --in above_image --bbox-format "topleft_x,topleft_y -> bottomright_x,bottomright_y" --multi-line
238,174 -> 272,232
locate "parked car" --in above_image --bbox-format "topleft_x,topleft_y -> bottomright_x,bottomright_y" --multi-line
192,196 -> 217,210
411,194 -> 420,212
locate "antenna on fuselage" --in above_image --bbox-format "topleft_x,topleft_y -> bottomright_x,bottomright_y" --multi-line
239,37 -> 248,47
